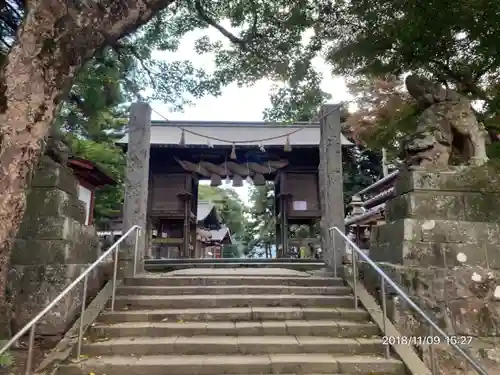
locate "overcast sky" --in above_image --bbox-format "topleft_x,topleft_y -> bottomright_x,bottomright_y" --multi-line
150,27 -> 351,204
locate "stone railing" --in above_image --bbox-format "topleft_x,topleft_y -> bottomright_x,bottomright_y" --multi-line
344,170 -> 399,252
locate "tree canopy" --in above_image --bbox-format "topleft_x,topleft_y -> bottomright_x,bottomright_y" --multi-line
321,0 -> 500,157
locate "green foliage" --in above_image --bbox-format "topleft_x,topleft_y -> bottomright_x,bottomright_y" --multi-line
321,0 -> 500,130
342,146 -> 382,206
222,243 -> 242,258
0,341 -> 13,368
69,137 -> 126,225
56,55 -> 129,141
2,0 -> 498,138
243,182 -> 276,257
263,67 -> 331,122
1,0 -> 343,139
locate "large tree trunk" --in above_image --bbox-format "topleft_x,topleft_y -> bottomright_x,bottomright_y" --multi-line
0,0 -> 173,337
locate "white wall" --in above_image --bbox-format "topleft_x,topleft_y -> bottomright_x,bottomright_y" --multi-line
78,184 -> 92,225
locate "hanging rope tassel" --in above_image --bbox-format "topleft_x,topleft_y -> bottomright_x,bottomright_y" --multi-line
210,174 -> 222,187
233,174 -> 243,187
179,129 -> 186,146
230,143 -> 237,159
284,135 -> 292,152
245,164 -> 253,185
253,173 -> 266,186
224,161 -> 231,184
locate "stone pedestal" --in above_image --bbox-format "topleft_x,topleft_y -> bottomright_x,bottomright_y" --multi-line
7,156 -> 100,338
371,167 -> 500,268
366,166 -> 500,338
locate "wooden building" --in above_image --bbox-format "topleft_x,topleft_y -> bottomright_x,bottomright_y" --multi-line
101,201 -> 233,259
203,227 -> 233,258
194,201 -> 223,258
117,120 -> 352,258
67,156 -> 116,226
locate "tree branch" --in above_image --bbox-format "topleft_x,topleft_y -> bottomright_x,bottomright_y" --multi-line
110,41 -> 157,91
428,58 -> 490,101
193,0 -> 247,47
473,59 -> 500,81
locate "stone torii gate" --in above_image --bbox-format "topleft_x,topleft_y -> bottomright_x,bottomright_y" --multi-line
119,102 -> 349,275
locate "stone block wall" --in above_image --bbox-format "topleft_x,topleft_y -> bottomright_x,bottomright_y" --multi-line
363,166 -> 500,371
7,156 -> 102,339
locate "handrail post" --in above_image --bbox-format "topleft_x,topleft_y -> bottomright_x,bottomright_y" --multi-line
76,274 -> 89,359
351,244 -> 358,310
331,228 -> 337,278
380,276 -> 390,359
428,326 -> 438,374
25,325 -> 36,375
111,244 -> 120,312
133,227 -> 140,277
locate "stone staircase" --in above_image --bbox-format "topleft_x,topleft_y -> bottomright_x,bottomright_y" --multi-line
59,269 -> 406,375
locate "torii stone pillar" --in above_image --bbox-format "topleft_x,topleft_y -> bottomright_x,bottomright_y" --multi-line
319,104 -> 345,272
122,102 -> 151,275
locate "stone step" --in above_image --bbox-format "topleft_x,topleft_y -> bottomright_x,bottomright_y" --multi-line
145,263 -> 325,273
147,258 -> 323,265
144,261 -> 325,273
117,285 -> 352,296
59,354 -> 404,375
89,320 -> 380,338
98,307 -> 371,324
81,336 -> 386,356
125,276 -> 344,287
110,294 -> 356,310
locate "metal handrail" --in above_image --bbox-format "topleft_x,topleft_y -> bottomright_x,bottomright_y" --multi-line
357,169 -> 399,196
0,225 -> 142,375
329,226 -> 488,375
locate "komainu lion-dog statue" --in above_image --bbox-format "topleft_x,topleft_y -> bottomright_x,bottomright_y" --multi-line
401,75 -> 489,168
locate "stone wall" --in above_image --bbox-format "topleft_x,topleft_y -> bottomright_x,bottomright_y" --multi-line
7,156 -> 102,339
363,166 -> 500,372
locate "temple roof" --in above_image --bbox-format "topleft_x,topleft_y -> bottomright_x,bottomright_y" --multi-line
197,201 -> 221,229
67,157 -> 116,188
117,120 -> 353,147
210,227 -> 232,243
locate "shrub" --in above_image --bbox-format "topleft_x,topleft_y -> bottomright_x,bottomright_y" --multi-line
0,341 -> 14,368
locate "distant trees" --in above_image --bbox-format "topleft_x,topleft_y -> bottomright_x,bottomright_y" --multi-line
242,183 -> 276,258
